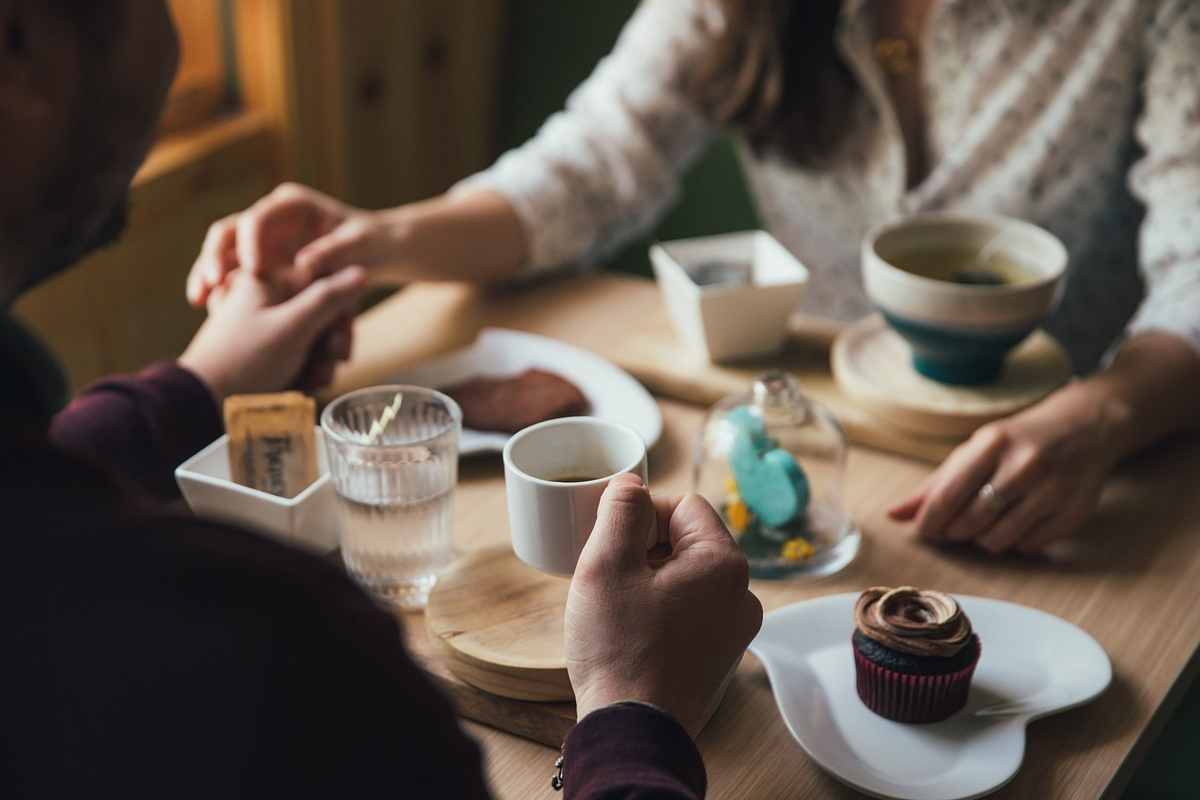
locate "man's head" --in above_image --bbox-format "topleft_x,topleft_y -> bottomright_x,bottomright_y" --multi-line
0,0 -> 178,305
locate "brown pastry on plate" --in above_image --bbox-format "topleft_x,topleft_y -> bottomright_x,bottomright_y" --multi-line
443,368 -> 589,434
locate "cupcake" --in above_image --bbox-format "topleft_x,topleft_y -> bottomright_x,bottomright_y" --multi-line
852,586 -> 981,723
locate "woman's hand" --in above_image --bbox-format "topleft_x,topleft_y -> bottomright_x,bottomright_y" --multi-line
179,267 -> 367,402
186,183 -> 392,307
186,184 -> 529,308
888,381 -> 1131,555
566,474 -> 763,739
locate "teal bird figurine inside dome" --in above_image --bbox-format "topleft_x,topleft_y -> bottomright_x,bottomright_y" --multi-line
695,372 -> 860,579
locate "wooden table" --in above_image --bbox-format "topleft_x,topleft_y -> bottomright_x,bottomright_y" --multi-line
336,276 -> 1200,800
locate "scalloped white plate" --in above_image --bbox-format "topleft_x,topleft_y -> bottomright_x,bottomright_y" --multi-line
749,593 -> 1111,800
390,328 -> 662,456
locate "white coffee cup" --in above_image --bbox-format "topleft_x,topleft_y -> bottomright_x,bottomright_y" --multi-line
503,417 -> 649,575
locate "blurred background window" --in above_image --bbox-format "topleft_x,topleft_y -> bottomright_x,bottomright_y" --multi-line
14,0 -> 506,392
160,0 -> 237,136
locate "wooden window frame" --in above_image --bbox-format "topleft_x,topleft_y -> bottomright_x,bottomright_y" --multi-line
160,0 -> 231,137
14,0 -> 503,391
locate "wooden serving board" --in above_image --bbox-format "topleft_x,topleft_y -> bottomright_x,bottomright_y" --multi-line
329,274 -> 963,462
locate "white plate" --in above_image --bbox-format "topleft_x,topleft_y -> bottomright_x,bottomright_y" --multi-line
749,593 -> 1111,800
390,328 -> 663,456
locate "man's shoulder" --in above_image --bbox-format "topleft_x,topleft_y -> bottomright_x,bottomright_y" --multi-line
40,509 -> 368,610
10,488 -> 386,636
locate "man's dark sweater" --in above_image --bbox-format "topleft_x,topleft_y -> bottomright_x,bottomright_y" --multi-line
0,333 -> 705,799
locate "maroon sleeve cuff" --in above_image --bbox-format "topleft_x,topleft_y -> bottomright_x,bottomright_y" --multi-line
564,702 -> 705,799
48,361 -> 222,500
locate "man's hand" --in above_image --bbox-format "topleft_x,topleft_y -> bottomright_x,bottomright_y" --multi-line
179,266 -> 367,402
565,474 -> 763,739
186,183 -> 384,307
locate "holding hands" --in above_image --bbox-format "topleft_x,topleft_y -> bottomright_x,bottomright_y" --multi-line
186,182 -> 528,308
186,183 -> 385,307
179,266 -> 367,401
179,180 -> 528,403
566,474 -> 763,738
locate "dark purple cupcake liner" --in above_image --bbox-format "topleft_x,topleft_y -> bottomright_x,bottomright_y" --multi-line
853,635 -> 981,723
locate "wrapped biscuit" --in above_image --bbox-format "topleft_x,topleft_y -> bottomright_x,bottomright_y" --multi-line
224,392 -> 318,498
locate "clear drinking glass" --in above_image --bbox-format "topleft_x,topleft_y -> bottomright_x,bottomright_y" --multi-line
321,385 -> 461,610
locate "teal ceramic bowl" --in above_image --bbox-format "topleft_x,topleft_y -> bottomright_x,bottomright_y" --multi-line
862,214 -> 1068,385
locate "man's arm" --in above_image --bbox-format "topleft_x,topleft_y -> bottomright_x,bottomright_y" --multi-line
48,361 -> 222,499
565,703 -> 706,799
49,267 -> 367,501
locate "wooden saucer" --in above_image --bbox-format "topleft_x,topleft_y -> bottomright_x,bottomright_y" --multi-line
426,546 -> 572,702
832,315 -> 1071,439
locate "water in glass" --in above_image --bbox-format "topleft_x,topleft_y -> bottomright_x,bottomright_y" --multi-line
322,386 -> 461,610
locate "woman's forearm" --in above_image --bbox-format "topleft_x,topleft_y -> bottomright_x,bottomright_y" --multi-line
370,189 -> 530,284
1077,331 -> 1200,461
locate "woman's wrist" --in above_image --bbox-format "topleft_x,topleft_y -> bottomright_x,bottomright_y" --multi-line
364,206 -> 422,284
369,190 -> 528,284
1043,377 -> 1136,467
1066,331 -> 1200,462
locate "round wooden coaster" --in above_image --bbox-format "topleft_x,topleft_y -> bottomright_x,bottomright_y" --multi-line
831,315 -> 1072,439
426,546 -> 572,702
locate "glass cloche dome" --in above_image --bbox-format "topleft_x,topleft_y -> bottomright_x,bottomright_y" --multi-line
694,371 -> 859,578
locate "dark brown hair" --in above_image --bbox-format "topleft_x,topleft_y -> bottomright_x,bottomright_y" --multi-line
698,0 -> 854,166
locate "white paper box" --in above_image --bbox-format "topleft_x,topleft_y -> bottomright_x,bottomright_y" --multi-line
650,231 -> 809,363
175,427 -> 339,554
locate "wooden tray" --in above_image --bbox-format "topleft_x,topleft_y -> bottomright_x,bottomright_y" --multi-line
331,275 -> 965,462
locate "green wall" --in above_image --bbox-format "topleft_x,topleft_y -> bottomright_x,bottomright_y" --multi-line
495,0 -> 759,276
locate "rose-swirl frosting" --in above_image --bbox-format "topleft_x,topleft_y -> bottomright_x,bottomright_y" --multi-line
854,586 -> 973,658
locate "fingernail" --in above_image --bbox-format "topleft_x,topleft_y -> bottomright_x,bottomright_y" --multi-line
340,265 -> 368,285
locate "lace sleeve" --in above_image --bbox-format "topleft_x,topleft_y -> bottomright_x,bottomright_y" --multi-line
452,0 -> 721,272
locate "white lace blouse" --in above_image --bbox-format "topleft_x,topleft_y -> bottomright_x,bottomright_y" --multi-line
455,0 -> 1200,373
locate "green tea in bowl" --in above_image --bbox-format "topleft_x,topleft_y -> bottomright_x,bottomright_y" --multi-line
886,245 -> 1041,288
862,214 -> 1068,385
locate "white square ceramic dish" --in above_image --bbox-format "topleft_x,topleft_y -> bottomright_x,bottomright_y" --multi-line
650,231 -> 809,362
175,427 -> 340,554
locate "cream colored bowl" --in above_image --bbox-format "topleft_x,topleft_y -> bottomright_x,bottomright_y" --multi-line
862,214 -> 1068,385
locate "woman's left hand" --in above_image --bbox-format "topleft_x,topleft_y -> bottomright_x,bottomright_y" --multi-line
887,381 -> 1128,555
